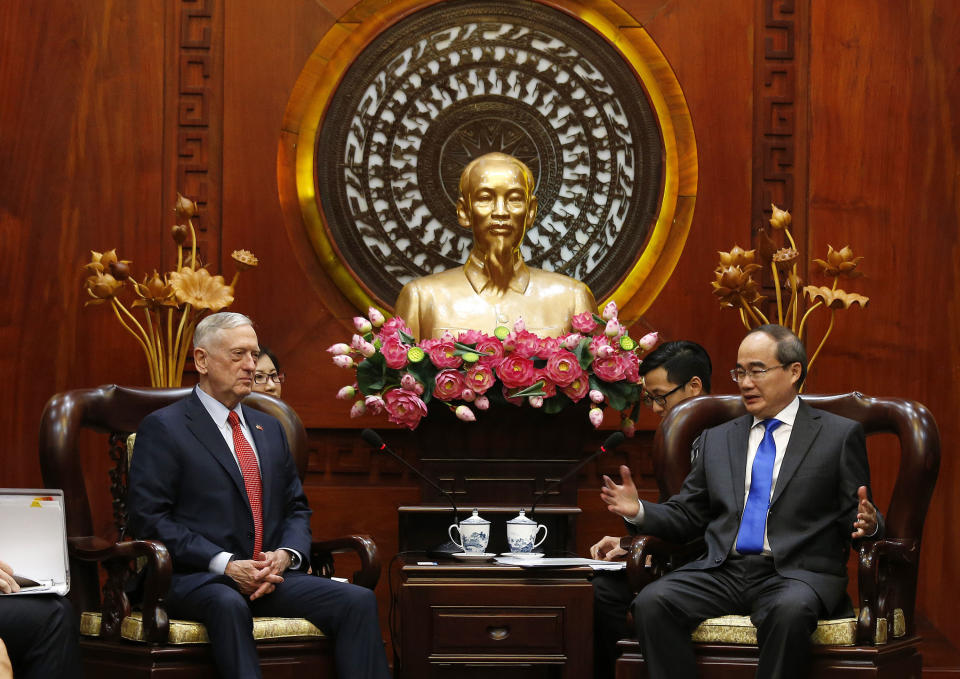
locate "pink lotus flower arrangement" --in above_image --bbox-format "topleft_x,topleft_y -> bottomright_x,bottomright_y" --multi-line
330,302 -> 658,433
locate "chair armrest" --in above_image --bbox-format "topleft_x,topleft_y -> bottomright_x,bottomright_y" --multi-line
857,538 -> 920,644
310,535 -> 380,590
69,536 -> 171,642
620,534 -> 704,593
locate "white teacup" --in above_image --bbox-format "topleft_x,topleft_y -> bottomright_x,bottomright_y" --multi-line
449,509 -> 490,553
506,510 -> 547,553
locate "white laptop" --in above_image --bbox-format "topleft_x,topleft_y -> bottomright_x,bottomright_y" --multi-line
0,489 -> 69,596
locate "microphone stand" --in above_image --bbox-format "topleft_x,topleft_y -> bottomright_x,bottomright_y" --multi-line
529,431 -> 626,523
360,429 -> 464,555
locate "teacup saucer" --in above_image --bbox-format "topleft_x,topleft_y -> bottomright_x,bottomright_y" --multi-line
500,552 -> 545,559
451,552 -> 496,561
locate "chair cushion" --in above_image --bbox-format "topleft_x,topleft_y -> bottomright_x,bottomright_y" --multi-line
81,611 -> 325,644
690,608 -> 904,647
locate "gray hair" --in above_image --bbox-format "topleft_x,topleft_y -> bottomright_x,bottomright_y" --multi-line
746,324 -> 807,388
193,312 -> 254,350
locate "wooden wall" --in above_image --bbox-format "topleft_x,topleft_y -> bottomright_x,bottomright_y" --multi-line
1,0 -> 957,656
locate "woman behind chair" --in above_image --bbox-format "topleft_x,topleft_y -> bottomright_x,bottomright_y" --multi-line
252,345 -> 284,399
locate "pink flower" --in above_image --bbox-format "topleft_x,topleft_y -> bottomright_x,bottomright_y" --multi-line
457,329 -> 490,345
528,395 -> 544,408
638,331 -> 659,352
336,385 -> 356,400
455,405 -> 476,422
364,395 -> 385,414
590,335 -> 614,358
465,364 -> 496,394
461,388 -> 476,402
333,355 -> 355,369
534,371 -> 557,397
383,388 -> 428,430
571,311 -> 598,334
353,316 -> 372,334
511,330 -> 541,358
623,352 -> 641,383
380,317 -> 410,339
589,389 -> 605,404
604,319 -> 622,338
543,350 -> 583,387
350,400 -> 366,418
560,333 -> 582,350
538,336 -> 562,357
368,307 -> 385,327
475,395 -> 490,410
621,417 -> 636,438
496,354 -> 537,389
419,337 -> 441,354
429,341 -> 462,369
592,355 -> 628,382
327,343 -> 350,355
475,338 -> 505,369
562,375 -> 590,402
351,334 -> 366,351
601,301 -> 618,321
359,341 -> 377,358
589,407 -> 604,428
514,317 -> 526,332
434,369 -> 466,401
400,373 -> 422,394
381,336 -> 409,370
501,385 -> 524,406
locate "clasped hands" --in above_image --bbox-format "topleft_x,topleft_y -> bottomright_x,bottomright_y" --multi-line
225,550 -> 291,601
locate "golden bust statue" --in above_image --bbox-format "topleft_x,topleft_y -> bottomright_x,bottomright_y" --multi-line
395,152 -> 597,340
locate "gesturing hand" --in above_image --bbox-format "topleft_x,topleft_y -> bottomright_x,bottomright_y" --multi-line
851,486 -> 879,539
589,536 -> 626,561
225,553 -> 285,601
600,465 -> 641,519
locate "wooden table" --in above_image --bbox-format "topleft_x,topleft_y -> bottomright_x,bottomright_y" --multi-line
397,555 -> 594,679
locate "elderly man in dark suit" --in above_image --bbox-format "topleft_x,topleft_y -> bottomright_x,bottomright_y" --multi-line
600,324 -> 881,679
128,312 -> 390,679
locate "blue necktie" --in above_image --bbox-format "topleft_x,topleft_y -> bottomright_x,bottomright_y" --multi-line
736,418 -> 783,555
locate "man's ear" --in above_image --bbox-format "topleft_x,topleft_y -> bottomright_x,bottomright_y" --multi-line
687,375 -> 704,397
194,347 -> 208,375
456,197 -> 471,229
525,195 -> 538,228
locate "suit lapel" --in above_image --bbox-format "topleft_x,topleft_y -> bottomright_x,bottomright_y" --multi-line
770,399 -> 821,506
727,415 -> 752,515
184,392 -> 248,505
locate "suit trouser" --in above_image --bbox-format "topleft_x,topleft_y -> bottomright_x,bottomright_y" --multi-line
592,570 -> 634,678
0,595 -> 81,679
633,555 -> 823,679
167,570 -> 390,679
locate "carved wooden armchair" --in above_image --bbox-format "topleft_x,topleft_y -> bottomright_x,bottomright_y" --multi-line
615,393 -> 939,679
39,385 -> 381,679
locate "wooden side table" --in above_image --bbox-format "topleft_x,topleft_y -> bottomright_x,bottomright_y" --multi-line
397,556 -> 594,678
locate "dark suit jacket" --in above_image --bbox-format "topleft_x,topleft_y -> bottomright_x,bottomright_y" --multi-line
638,398 -> 883,614
127,389 -> 312,601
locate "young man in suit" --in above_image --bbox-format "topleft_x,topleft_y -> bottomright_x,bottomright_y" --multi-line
590,340 -> 712,677
127,312 -> 390,679
600,324 -> 881,679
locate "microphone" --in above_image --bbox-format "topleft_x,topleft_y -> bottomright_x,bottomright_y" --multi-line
360,428 -> 463,554
529,431 -> 626,520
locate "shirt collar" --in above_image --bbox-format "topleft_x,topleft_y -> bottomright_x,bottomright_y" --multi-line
463,248 -> 530,295
195,385 -> 246,428
751,395 -> 800,429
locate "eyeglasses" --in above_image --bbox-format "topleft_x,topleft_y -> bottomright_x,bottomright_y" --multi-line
253,372 -> 285,385
729,364 -> 788,383
642,382 -> 687,408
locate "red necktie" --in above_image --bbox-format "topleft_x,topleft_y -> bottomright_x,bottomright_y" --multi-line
227,411 -> 263,559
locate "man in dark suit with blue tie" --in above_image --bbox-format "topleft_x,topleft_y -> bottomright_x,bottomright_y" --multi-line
599,324 -> 882,679
128,312 -> 390,679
